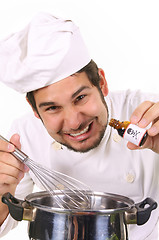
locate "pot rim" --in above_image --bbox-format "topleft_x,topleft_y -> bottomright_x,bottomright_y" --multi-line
24,190 -> 135,214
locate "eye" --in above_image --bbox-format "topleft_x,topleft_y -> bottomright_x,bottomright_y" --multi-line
45,106 -> 60,112
75,94 -> 86,103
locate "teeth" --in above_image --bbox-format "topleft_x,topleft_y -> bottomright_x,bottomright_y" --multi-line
70,126 -> 89,137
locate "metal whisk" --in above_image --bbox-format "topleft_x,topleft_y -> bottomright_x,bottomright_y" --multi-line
0,135 -> 93,209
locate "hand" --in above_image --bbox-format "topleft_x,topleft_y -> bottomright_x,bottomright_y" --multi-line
0,133 -> 29,225
128,101 -> 159,153
0,134 -> 29,196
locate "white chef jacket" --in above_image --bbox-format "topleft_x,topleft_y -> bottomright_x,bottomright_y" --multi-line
0,90 -> 159,239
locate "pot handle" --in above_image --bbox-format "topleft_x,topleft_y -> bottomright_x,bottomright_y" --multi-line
2,192 -> 24,221
136,197 -> 157,225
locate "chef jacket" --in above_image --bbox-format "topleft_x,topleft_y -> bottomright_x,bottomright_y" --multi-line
0,90 -> 159,240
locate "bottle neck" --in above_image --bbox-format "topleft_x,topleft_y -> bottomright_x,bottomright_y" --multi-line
120,121 -> 130,129
109,119 -> 130,130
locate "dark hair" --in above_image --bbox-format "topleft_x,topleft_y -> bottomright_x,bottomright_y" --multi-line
77,59 -> 100,88
26,60 -> 101,112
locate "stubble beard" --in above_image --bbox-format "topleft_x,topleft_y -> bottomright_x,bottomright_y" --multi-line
61,124 -> 107,153
61,101 -> 109,153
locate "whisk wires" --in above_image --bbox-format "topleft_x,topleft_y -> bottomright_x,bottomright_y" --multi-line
26,157 -> 92,209
0,135 -> 94,210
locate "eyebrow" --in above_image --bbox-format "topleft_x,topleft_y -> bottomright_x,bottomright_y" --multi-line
72,86 -> 90,99
39,101 -> 56,108
38,86 -> 90,108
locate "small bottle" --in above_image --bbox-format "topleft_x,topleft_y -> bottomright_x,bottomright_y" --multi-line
109,118 -> 148,146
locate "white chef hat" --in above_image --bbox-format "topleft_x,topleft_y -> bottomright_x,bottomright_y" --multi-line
0,12 -> 91,93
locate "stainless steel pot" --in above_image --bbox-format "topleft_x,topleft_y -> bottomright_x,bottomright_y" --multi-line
2,191 -> 157,240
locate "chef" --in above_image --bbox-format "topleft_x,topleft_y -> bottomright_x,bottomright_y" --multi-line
0,12 -> 159,239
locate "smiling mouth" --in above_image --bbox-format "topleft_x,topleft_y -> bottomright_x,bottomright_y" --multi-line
64,122 -> 93,138
69,125 -> 89,137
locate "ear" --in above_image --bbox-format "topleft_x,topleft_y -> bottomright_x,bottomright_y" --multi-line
98,68 -> 109,96
26,96 -> 41,119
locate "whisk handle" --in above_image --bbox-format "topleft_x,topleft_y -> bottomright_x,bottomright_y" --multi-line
0,135 -> 28,163
11,148 -> 28,163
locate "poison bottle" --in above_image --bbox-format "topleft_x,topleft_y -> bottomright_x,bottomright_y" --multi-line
109,118 -> 148,146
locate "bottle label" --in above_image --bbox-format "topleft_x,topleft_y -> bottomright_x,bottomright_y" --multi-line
123,124 -> 147,146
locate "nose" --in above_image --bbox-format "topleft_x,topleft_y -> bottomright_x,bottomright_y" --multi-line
63,107 -> 82,130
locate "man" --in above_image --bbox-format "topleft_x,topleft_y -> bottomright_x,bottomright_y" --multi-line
0,12 -> 159,239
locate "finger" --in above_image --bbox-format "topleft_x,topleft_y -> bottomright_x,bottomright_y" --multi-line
8,135 -> 29,172
0,171 -> 24,185
0,159 -> 25,184
130,101 -> 155,128
127,142 -> 140,150
0,173 -> 18,184
148,118 -> 159,136
127,134 -> 152,150
10,133 -> 21,150
0,134 -> 21,153
0,137 -> 15,153
0,161 -> 23,179
138,102 -> 159,129
0,152 -> 25,172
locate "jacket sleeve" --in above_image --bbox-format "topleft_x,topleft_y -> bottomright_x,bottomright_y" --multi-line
0,117 -> 34,237
0,172 -> 34,237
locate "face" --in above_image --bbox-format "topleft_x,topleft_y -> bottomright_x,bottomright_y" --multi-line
33,70 -> 109,152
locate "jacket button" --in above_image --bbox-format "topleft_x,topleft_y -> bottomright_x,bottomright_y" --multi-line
52,141 -> 62,150
56,183 -> 65,190
113,133 -> 121,143
126,174 -> 135,183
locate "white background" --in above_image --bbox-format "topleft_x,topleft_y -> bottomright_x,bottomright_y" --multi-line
0,0 -> 159,239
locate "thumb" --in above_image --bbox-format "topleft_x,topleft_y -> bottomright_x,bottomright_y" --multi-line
10,134 -> 30,173
127,142 -> 140,150
10,133 -> 21,150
